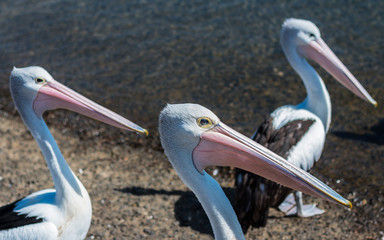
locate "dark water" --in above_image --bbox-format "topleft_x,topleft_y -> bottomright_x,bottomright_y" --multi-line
0,0 -> 383,215
0,0 -> 382,127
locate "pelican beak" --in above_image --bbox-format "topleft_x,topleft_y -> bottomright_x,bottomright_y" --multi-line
33,79 -> 148,135
298,38 -> 377,107
192,122 -> 352,209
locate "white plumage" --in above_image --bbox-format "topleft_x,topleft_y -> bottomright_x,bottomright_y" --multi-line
159,103 -> 351,239
269,106 -> 325,171
0,66 -> 147,240
234,18 -> 376,231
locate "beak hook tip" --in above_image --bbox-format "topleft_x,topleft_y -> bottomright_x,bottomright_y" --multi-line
136,128 -> 149,136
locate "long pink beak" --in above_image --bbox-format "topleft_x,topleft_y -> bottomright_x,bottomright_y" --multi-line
193,123 -> 352,209
298,38 -> 377,106
33,79 -> 148,135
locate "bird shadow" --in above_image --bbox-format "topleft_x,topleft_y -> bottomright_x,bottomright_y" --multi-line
332,118 -> 384,145
116,186 -> 235,236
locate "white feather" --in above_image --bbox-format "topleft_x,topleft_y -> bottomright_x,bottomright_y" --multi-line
271,105 -> 325,171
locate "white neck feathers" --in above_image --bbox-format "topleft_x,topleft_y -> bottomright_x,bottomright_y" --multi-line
18,105 -> 85,204
282,41 -> 332,132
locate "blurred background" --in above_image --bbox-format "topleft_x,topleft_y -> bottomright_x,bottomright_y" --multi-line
0,0 -> 382,239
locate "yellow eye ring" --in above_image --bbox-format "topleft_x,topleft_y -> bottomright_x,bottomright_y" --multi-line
197,117 -> 213,128
35,77 -> 46,84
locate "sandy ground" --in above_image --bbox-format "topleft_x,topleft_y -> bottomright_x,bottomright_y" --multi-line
0,1 -> 382,239
0,107 -> 383,240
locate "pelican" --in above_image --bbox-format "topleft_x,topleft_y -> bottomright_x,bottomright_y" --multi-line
0,66 -> 147,240
234,18 -> 377,231
159,103 -> 351,240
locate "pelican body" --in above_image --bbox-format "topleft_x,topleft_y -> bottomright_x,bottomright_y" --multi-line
0,66 -> 147,240
234,18 -> 377,231
159,103 -> 351,240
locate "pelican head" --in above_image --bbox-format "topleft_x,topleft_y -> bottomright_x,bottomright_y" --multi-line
281,18 -> 377,106
10,66 -> 148,135
159,103 -> 351,209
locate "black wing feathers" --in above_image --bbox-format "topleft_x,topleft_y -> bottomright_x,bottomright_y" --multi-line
234,116 -> 315,232
0,198 -> 43,231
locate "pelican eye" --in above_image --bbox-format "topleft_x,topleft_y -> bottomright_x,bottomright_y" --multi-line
308,33 -> 316,39
35,77 -> 47,84
197,117 -> 213,128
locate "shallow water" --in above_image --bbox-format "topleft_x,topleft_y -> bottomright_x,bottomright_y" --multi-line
0,0 -> 382,126
0,0 -> 383,223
